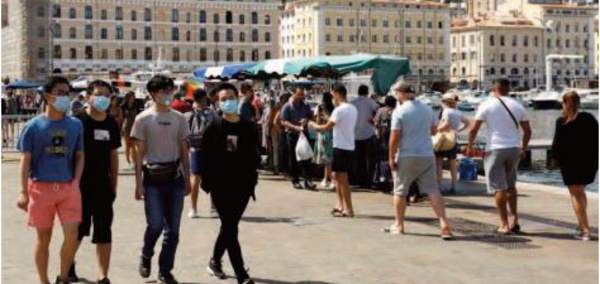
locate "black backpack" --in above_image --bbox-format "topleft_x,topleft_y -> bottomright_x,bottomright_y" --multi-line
188,109 -> 216,148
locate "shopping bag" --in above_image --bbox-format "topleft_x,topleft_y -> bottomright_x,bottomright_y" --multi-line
295,132 -> 314,161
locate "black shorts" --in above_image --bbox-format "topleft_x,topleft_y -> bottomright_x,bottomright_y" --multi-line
78,185 -> 116,244
435,145 -> 458,159
332,148 -> 354,173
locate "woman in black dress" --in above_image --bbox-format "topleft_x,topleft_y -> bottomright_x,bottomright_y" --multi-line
551,91 -> 598,241
373,96 -> 397,191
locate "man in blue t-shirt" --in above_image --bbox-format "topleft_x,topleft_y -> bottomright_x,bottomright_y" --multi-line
17,76 -> 85,284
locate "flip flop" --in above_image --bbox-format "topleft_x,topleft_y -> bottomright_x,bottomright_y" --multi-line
441,231 -> 454,241
381,225 -> 403,235
510,224 -> 521,233
330,208 -> 342,215
332,211 -> 354,218
495,228 -> 512,235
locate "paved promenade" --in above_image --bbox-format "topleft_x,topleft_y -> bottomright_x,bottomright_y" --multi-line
2,156 -> 598,284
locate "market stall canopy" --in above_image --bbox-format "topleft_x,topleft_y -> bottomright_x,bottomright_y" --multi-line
317,54 -> 410,95
192,63 -> 256,80
243,58 -> 338,80
6,79 -> 42,90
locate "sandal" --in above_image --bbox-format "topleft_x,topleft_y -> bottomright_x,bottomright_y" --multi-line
441,229 -> 454,240
330,208 -> 343,215
510,224 -> 521,233
495,227 -> 512,235
332,211 -> 354,218
381,224 -> 403,235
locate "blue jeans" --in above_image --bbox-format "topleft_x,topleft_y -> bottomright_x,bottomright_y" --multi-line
142,177 -> 185,275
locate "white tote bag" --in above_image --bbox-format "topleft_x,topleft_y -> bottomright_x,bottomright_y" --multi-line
295,132 -> 314,161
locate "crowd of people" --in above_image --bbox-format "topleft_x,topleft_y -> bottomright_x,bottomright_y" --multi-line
13,74 -> 598,284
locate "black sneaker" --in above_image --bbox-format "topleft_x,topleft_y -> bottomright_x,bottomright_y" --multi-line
66,262 -> 79,282
304,181 -> 317,191
292,182 -> 303,189
97,277 -> 111,284
206,258 -> 227,279
139,255 -> 151,278
54,276 -> 71,284
158,273 -> 179,284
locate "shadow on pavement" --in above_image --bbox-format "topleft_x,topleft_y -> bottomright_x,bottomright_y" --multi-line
242,216 -> 297,223
518,231 -> 598,241
253,278 -> 340,284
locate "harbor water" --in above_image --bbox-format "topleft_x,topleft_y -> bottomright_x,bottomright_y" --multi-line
461,108 -> 599,192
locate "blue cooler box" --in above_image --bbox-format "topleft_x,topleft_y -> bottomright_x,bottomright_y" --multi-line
459,158 -> 478,181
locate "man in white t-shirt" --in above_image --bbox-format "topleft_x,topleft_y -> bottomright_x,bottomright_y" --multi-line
386,82 -> 453,239
350,85 -> 379,188
309,84 -> 358,217
467,78 -> 532,235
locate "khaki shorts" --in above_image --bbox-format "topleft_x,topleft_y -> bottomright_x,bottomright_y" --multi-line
393,156 -> 440,196
483,148 -> 521,193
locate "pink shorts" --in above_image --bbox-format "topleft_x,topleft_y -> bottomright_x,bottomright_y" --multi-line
28,180 -> 82,229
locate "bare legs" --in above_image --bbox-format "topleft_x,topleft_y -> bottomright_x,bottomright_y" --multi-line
96,244 -> 111,279
59,223 -> 79,280
494,191 -> 509,232
435,157 -> 443,187
568,185 -> 589,235
436,158 -> 457,190
507,188 -> 519,228
324,164 -> 332,183
35,228 -> 52,284
393,192 -> 451,235
449,159 -> 457,189
332,172 -> 353,215
190,174 -> 201,213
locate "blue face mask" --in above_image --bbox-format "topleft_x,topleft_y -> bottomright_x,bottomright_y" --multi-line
93,96 -> 110,112
161,94 -> 173,106
220,99 -> 239,114
52,96 -> 71,113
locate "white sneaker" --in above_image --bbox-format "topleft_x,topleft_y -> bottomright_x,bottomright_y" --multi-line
324,181 -> 334,190
319,179 -> 328,188
574,231 -> 591,241
209,209 -> 219,218
188,209 -> 200,219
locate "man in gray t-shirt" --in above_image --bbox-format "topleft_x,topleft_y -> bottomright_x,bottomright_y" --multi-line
130,75 -> 191,282
350,85 -> 379,188
386,82 -> 453,240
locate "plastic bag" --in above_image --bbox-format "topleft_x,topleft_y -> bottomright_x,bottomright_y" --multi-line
295,132 -> 314,161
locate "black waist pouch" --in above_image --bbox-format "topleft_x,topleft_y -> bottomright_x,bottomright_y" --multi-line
143,159 -> 180,185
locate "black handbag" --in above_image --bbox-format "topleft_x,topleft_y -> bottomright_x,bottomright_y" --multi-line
142,159 -> 180,185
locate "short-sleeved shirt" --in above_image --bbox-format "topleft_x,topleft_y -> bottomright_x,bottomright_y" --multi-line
391,100 -> 438,158
76,112 -> 121,184
329,102 -> 358,151
441,108 -> 465,131
351,96 -> 379,140
474,96 -> 529,151
280,100 -> 312,133
130,107 -> 190,164
17,115 -> 84,182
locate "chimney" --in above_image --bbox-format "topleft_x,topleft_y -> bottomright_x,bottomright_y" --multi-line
468,0 -> 475,19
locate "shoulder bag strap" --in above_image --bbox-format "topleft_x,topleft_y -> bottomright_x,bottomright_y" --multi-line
497,97 -> 519,129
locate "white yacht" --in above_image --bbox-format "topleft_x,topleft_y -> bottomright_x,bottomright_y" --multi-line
580,90 -> 599,110
531,90 -> 562,109
418,91 -> 442,110
462,90 -> 490,107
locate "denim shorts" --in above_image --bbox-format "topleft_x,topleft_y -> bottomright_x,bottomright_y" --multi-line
190,148 -> 200,175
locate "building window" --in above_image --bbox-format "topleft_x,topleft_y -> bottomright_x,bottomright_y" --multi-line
265,32 -> 271,42
116,6 -> 123,20
172,27 -> 179,41
200,48 -> 207,61
326,34 -> 331,42
132,49 -> 137,60
461,67 -> 465,76
439,36 -> 444,44
372,19 -> 377,27
252,12 -> 258,24
265,51 -> 271,59
101,49 -> 108,59
173,48 -> 180,62
427,21 -> 432,29
70,48 -> 76,59
38,6 -> 45,17
252,29 -> 258,42
350,35 -> 355,42
85,5 -> 93,19
565,24 -> 570,33
226,11 -> 232,24
116,48 -> 123,60
417,21 -> 421,28
383,35 -> 389,43
439,21 -> 443,29
226,29 -> 233,42
200,28 -> 206,41
144,27 -> 152,40
145,47 -> 152,60
361,19 -> 366,27
116,25 -> 123,40
101,28 -> 107,39
101,9 -> 107,20
200,10 -> 206,23
69,8 -> 76,19
131,10 -> 137,21
417,37 -> 421,44
511,68 -> 519,75
38,47 -> 45,59
524,54 -> 529,63
428,37 -> 433,44
511,35 -> 517,46
131,29 -> 137,40
405,21 -> 411,28
85,25 -> 93,39
556,39 -> 560,47
213,13 -> 219,24
265,15 -> 270,25
461,35 -> 465,47
172,9 -> 179,22
523,35 -> 528,47
186,13 -> 190,23
240,50 -> 246,62
85,46 -> 93,60
490,35 -> 495,46
53,23 -> 62,38
512,54 -> 517,63
252,49 -> 259,61
226,48 -> 233,62
213,30 -> 219,42
337,18 -> 343,26
239,14 -> 245,24
37,26 -> 45,37
469,35 -> 474,45
383,20 -> 389,27
186,30 -> 191,42
547,39 -> 551,48
583,25 -> 588,32
214,50 -> 220,62
52,4 -> 61,18
239,32 -> 245,42
565,39 -> 570,48
325,18 -> 331,26
144,8 -> 151,21
500,35 -> 505,46
406,36 -> 411,44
